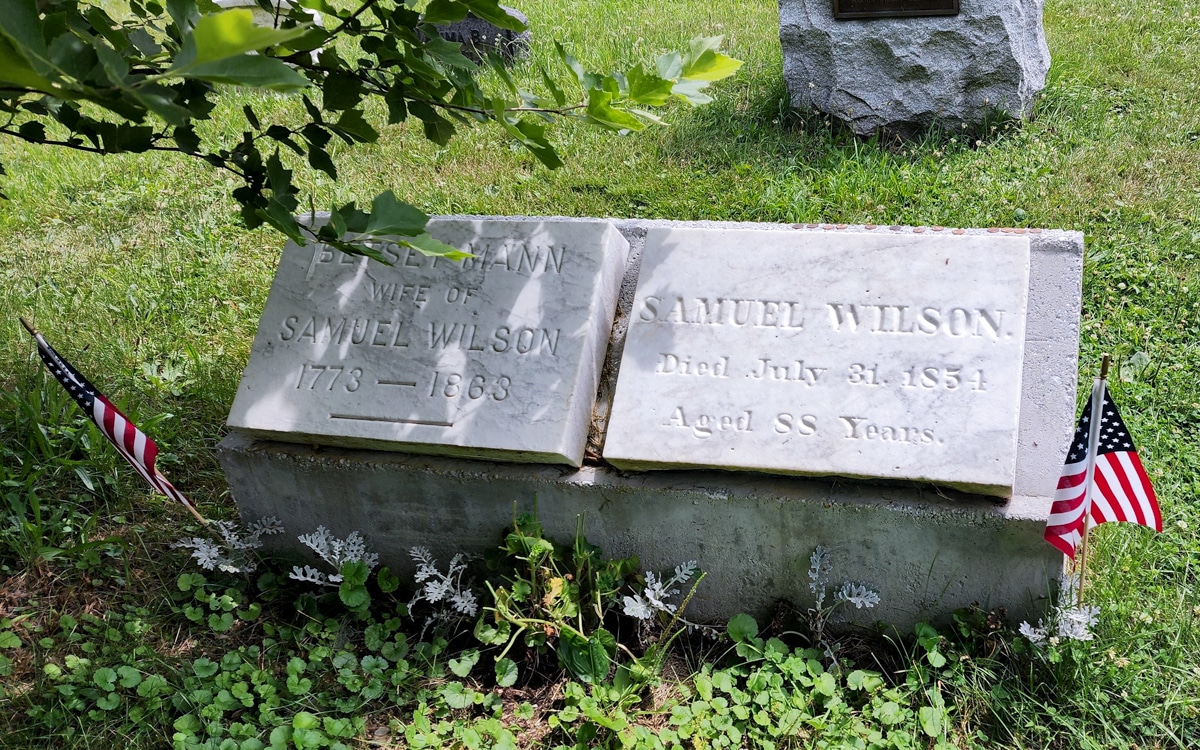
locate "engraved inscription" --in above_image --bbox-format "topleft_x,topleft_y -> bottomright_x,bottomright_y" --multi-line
639,296 -> 806,328
229,218 -> 628,466
665,407 -> 754,438
603,228 -> 1030,493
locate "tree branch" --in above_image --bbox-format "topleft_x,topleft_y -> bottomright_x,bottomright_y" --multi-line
0,127 -> 250,180
329,0 -> 385,36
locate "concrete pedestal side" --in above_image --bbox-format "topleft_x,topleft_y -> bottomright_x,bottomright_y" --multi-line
218,433 -> 1064,627
220,219 -> 1083,628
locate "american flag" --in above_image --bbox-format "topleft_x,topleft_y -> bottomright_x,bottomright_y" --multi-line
22,319 -> 206,524
1044,379 -> 1160,558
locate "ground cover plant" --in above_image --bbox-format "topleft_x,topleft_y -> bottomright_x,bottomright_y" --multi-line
1,0 -> 1199,747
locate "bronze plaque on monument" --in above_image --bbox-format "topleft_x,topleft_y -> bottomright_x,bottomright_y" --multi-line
833,0 -> 959,19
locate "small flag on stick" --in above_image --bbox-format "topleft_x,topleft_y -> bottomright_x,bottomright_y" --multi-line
20,317 -> 207,526
1044,361 -> 1160,560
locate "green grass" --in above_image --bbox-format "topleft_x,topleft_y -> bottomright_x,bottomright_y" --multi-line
2,0 -> 1200,746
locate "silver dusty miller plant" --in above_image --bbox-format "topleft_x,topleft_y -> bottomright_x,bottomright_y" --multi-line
808,546 -> 880,657
173,517 -> 284,574
407,546 -> 478,636
1019,571 -> 1100,646
289,525 -> 379,586
623,561 -> 718,637
1019,604 -> 1100,646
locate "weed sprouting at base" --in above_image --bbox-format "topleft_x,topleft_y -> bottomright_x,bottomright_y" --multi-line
623,561 -> 720,638
807,545 -> 881,658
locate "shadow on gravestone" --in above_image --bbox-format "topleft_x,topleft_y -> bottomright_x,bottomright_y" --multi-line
226,217 -> 627,467
434,6 -> 532,63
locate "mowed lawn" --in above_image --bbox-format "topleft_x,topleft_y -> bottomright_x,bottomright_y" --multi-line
1,0 -> 1198,747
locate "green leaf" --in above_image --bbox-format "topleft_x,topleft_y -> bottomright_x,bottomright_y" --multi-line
138,674 -> 169,698
377,566 -> 400,594
408,102 -> 455,145
473,618 -> 511,646
423,0 -> 468,24
293,711 -> 320,730
681,36 -> 742,82
179,9 -> 309,67
655,51 -> 683,80
495,657 -> 518,687
919,706 -> 945,737
117,666 -> 143,688
423,33 -> 476,71
174,713 -> 202,733
338,561 -> 370,609
268,725 -> 292,747
0,631 -> 20,649
813,671 -> 837,699
459,0 -> 527,32
585,89 -> 646,132
93,667 -> 117,691
539,65 -> 566,107
332,109 -> 379,143
130,85 -> 196,126
184,55 -> 309,91
0,0 -> 55,80
340,560 -> 369,587
441,681 -> 475,709
448,649 -> 479,678
384,85 -> 408,124
558,628 -> 615,684
726,613 -> 758,643
363,191 -> 429,237
670,78 -> 713,106
0,35 -> 54,91
510,118 -> 562,169
555,41 -> 586,89
626,64 -> 674,106
192,658 -> 219,678
96,691 -> 121,710
846,669 -> 883,692
926,649 -> 947,668
402,232 -> 471,261
322,72 -> 363,111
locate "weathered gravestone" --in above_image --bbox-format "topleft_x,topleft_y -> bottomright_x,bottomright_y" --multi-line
604,228 -> 1028,497
434,6 -> 531,62
220,219 -> 1083,627
227,218 -> 627,466
779,0 -> 1050,136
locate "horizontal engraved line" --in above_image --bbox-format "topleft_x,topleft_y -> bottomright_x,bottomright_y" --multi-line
376,379 -> 418,387
329,414 -> 453,428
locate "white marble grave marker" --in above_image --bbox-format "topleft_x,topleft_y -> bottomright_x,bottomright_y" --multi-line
228,218 -> 627,466
603,227 -> 1030,495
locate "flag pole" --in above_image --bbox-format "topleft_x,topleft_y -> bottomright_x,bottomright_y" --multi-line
20,316 -> 209,528
1075,354 -> 1110,608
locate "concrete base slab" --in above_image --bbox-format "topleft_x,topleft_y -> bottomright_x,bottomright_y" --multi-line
219,431 -> 1063,628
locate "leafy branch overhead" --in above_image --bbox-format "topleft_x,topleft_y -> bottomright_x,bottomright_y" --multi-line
0,0 -> 741,260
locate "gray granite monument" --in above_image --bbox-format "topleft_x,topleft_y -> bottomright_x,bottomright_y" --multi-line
434,6 -> 531,62
779,0 -> 1051,136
